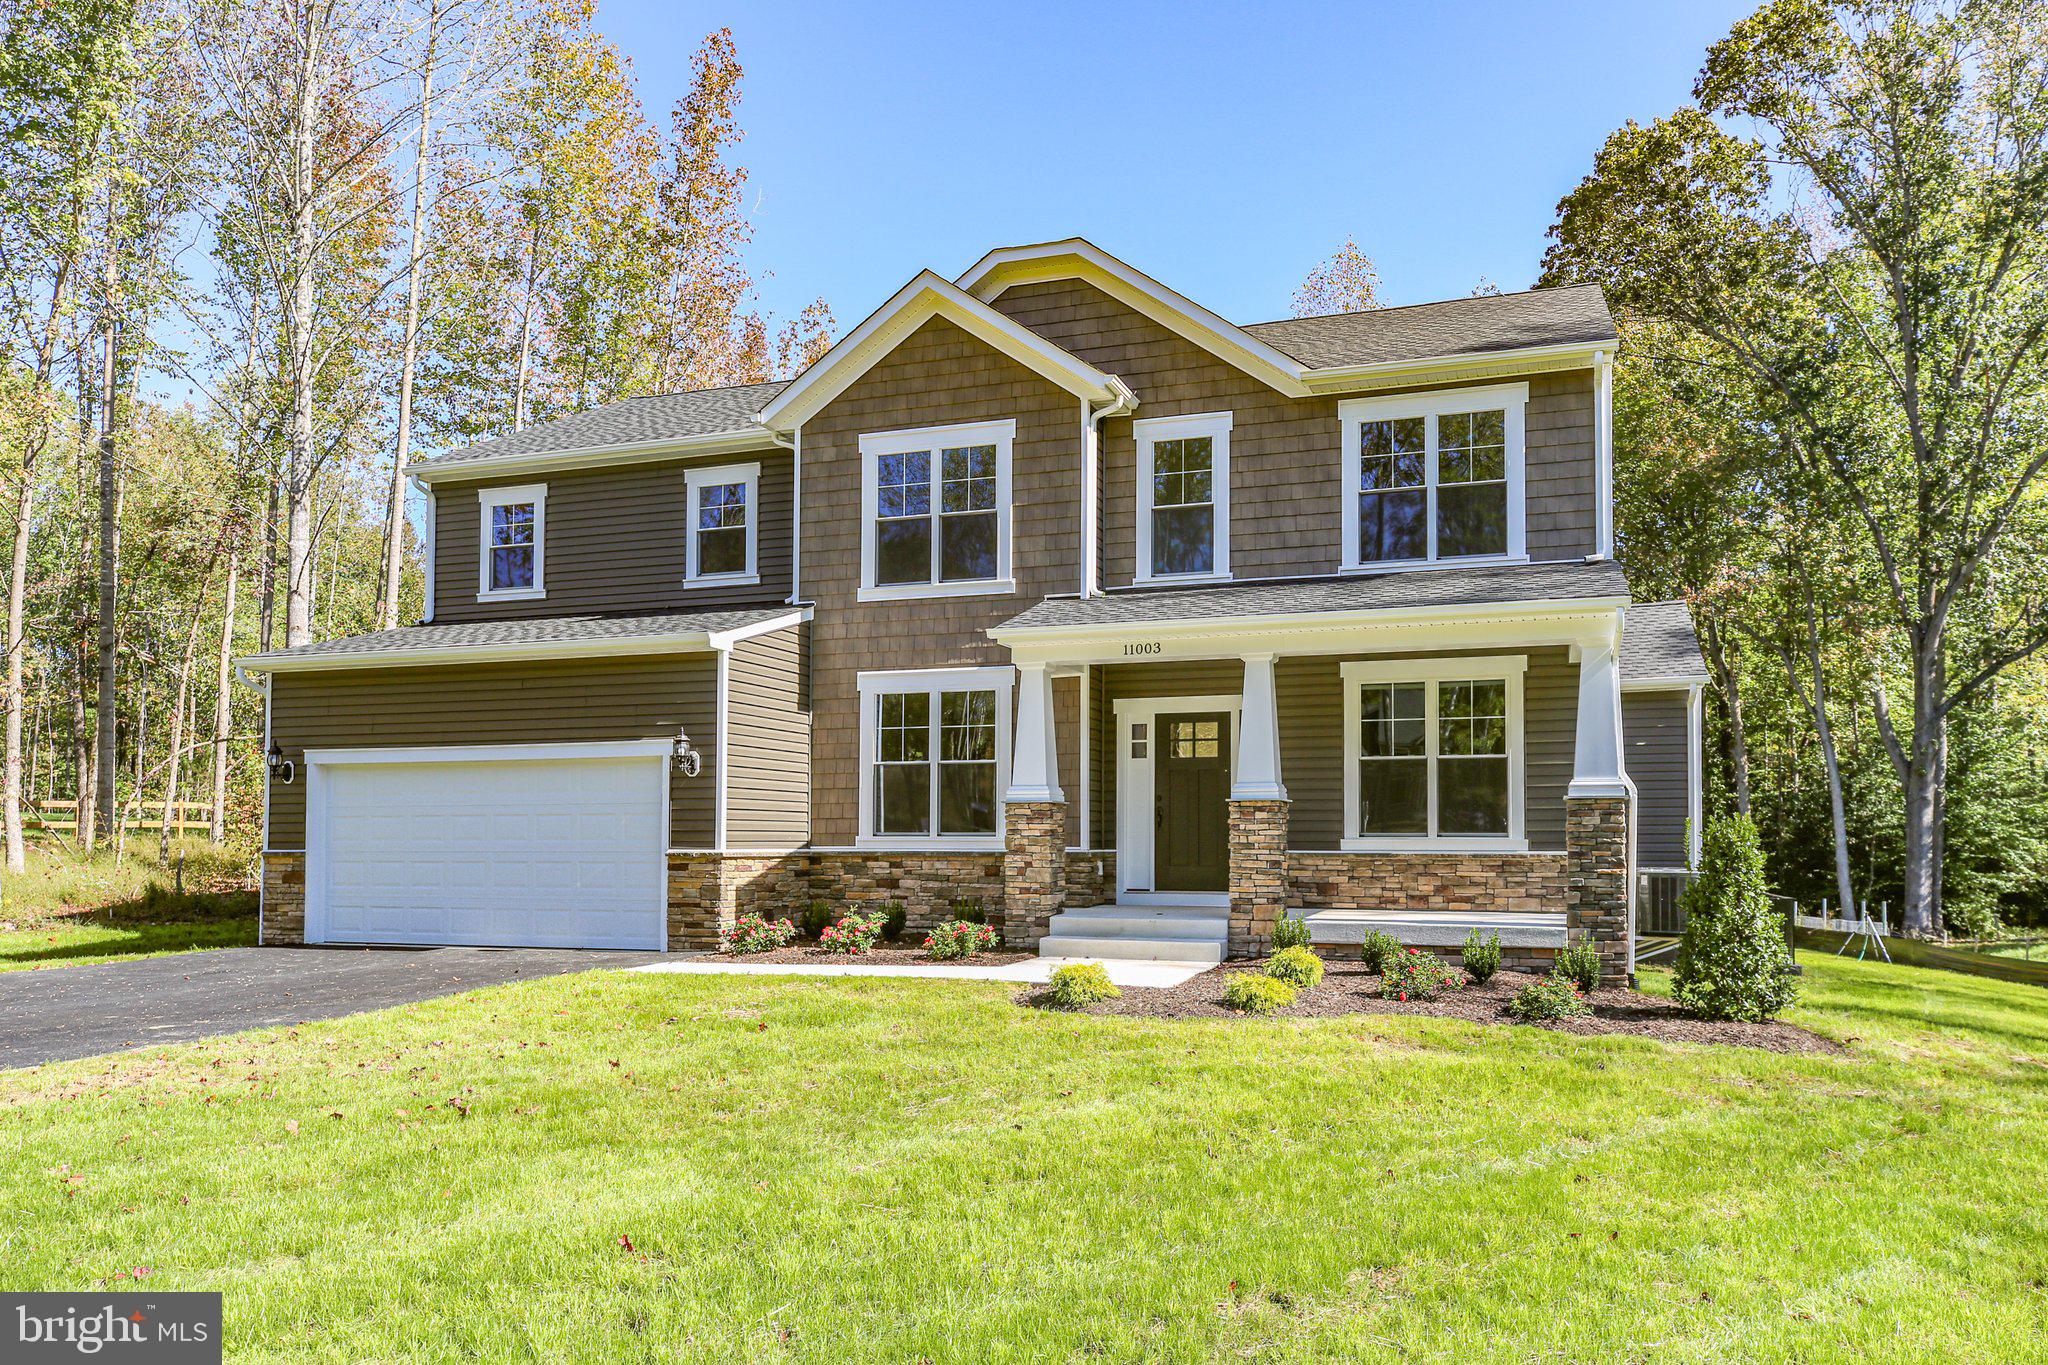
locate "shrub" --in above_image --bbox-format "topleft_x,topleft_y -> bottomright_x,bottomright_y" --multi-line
950,898 -> 988,925
1674,814 -> 1799,1022
818,911 -> 886,955
1264,945 -> 1324,990
1378,947 -> 1463,1000
799,899 -> 833,940
1556,938 -> 1603,993
1271,915 -> 1312,952
1357,929 -> 1404,973
925,919 -> 999,961
1508,972 -> 1589,1022
1224,973 -> 1298,1015
879,901 -> 908,943
1461,930 -> 1502,984
720,913 -> 797,955
1047,962 -> 1120,1008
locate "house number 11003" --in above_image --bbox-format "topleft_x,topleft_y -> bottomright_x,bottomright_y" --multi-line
1122,642 -> 1162,657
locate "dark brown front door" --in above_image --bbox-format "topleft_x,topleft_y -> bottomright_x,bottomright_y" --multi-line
1155,712 -> 1230,892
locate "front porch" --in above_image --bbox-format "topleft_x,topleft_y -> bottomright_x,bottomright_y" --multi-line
987,569 -> 1639,973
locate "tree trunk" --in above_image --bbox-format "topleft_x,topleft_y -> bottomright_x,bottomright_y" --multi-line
1772,594 -> 1855,924
159,568 -> 212,867
209,547 -> 238,844
1700,615 -> 1751,816
258,473 -> 278,651
280,7 -> 324,649
1876,647 -> 1943,939
94,241 -> 122,849
378,2 -> 439,631
71,641 -> 94,849
511,216 -> 543,431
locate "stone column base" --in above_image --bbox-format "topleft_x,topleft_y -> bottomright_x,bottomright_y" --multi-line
1228,799 -> 1290,958
667,852 -> 734,953
1002,801 -> 1066,950
260,852 -> 307,945
1566,795 -> 1631,979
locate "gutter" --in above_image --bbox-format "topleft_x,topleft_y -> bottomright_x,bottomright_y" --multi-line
989,594 -> 1632,647
410,428 -> 778,485
1080,380 -> 1139,599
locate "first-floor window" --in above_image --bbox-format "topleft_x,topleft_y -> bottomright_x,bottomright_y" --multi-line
862,668 -> 1011,842
1344,659 -> 1522,847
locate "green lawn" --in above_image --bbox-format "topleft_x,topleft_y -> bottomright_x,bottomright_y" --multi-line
0,838 -> 258,970
4,955 -> 2046,1362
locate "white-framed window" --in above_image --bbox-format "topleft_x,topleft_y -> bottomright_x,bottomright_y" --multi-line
856,665 -> 1013,848
1339,383 -> 1527,571
477,483 -> 546,600
684,461 -> 760,588
1341,656 -> 1526,850
857,420 -> 1014,602
1134,411 -> 1232,583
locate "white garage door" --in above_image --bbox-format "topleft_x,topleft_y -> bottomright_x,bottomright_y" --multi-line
306,744 -> 668,950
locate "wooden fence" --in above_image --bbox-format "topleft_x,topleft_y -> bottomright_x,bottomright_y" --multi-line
29,799 -> 212,835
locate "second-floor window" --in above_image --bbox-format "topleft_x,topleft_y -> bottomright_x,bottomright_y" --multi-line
478,483 -> 545,600
858,420 -> 1014,602
1134,411 -> 1232,583
685,462 -> 759,587
1339,383 -> 1527,571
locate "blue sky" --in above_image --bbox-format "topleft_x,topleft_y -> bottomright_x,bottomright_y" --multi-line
598,0 -> 1757,330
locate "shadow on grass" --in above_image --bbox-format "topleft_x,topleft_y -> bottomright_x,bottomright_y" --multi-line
1,890 -> 258,970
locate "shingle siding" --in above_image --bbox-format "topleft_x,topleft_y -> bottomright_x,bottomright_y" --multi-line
1625,690 -> 1694,867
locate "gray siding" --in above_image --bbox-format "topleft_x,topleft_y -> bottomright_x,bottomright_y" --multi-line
430,449 -> 794,623
1625,690 -> 1694,867
724,624 -> 812,850
267,653 -> 718,850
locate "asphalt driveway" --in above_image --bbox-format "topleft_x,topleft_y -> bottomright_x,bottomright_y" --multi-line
0,945 -> 659,1069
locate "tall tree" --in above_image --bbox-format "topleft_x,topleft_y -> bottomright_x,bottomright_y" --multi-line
1293,237 -> 1382,316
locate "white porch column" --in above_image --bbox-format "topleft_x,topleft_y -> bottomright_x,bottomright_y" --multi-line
1004,660 -> 1063,803
1569,640 -> 1629,798
1232,651 -> 1287,801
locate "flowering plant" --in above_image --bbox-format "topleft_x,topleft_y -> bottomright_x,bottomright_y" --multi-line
720,913 -> 797,955
1378,947 -> 1463,1000
1508,971 -> 1590,1022
924,919 -> 1000,961
818,911 -> 886,955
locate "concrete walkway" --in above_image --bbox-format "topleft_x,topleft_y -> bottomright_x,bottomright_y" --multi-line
629,955 -> 1212,989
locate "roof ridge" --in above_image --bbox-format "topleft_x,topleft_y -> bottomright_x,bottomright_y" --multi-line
1244,281 -> 1602,330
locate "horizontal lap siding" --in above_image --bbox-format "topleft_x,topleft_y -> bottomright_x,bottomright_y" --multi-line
989,280 -> 1601,581
725,625 -> 812,850
431,449 -> 794,622
266,654 -> 716,850
801,316 -> 1080,846
1624,691 -> 1692,867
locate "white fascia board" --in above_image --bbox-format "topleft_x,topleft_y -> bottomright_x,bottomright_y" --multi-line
705,607 -> 811,651
304,738 -> 672,766
239,631 -> 717,675
1621,674 -> 1711,691
1298,341 -> 1617,395
956,239 -> 1313,398
411,428 -> 778,485
756,270 -> 1123,432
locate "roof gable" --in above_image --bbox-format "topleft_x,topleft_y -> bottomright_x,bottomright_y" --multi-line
756,270 -> 1131,431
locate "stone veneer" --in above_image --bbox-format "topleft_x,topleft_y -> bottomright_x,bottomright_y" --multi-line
1565,796 -> 1632,979
260,851 -> 307,946
1002,801 -> 1066,950
805,851 -> 1006,933
1228,800 -> 1290,958
1287,851 -> 1569,914
1062,850 -> 1116,909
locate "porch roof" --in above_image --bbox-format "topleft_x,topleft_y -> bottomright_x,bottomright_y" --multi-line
1620,599 -> 1709,686
994,559 -> 1631,636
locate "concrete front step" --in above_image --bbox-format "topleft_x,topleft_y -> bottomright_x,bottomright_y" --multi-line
1038,904 -> 1230,963
1035,933 -> 1226,964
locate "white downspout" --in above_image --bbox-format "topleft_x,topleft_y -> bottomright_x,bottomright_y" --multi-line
1081,383 -> 1136,598
416,477 -> 436,623
1593,348 -> 1615,560
769,428 -> 801,604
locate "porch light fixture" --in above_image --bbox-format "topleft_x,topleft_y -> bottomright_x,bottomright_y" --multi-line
671,726 -> 703,779
267,742 -> 296,786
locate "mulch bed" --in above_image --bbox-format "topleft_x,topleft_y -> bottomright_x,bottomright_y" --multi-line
716,945 -> 1032,967
1026,961 -> 1843,1054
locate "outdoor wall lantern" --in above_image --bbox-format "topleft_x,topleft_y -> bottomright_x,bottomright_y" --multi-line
671,727 -> 703,779
267,742 -> 297,786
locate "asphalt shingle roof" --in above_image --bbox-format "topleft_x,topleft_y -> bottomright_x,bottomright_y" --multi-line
1621,599 -> 1709,683
245,608 -> 793,664
411,381 -> 789,470
1242,284 -> 1617,370
996,559 -> 1632,632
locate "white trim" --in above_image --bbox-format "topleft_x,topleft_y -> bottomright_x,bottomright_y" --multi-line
241,630 -> 716,674
304,739 -> 672,766
477,482 -> 546,600
786,427 -> 802,603
956,239 -> 1312,398
713,649 -> 730,851
1621,674 -> 1712,691
1077,663 -> 1092,848
1338,383 -> 1527,573
706,608 -> 811,650
417,477 -> 435,622
1298,340 -> 1614,394
858,419 -> 1015,602
1687,682 -> 1704,870
1594,349 -> 1615,558
684,460 -> 761,589
1112,693 -> 1242,900
411,428 -> 777,486
1133,410 -> 1233,585
1340,656 -> 1527,852
757,271 -> 1128,431
855,665 -> 1015,850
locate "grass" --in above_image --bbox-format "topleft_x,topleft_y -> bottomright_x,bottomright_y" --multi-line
0,838 -> 258,971
3,955 -> 2046,1361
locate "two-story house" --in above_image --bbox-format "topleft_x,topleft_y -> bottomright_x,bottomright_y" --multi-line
241,239 -> 1706,975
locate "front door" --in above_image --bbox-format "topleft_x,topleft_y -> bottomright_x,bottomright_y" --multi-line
1154,712 -> 1231,892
